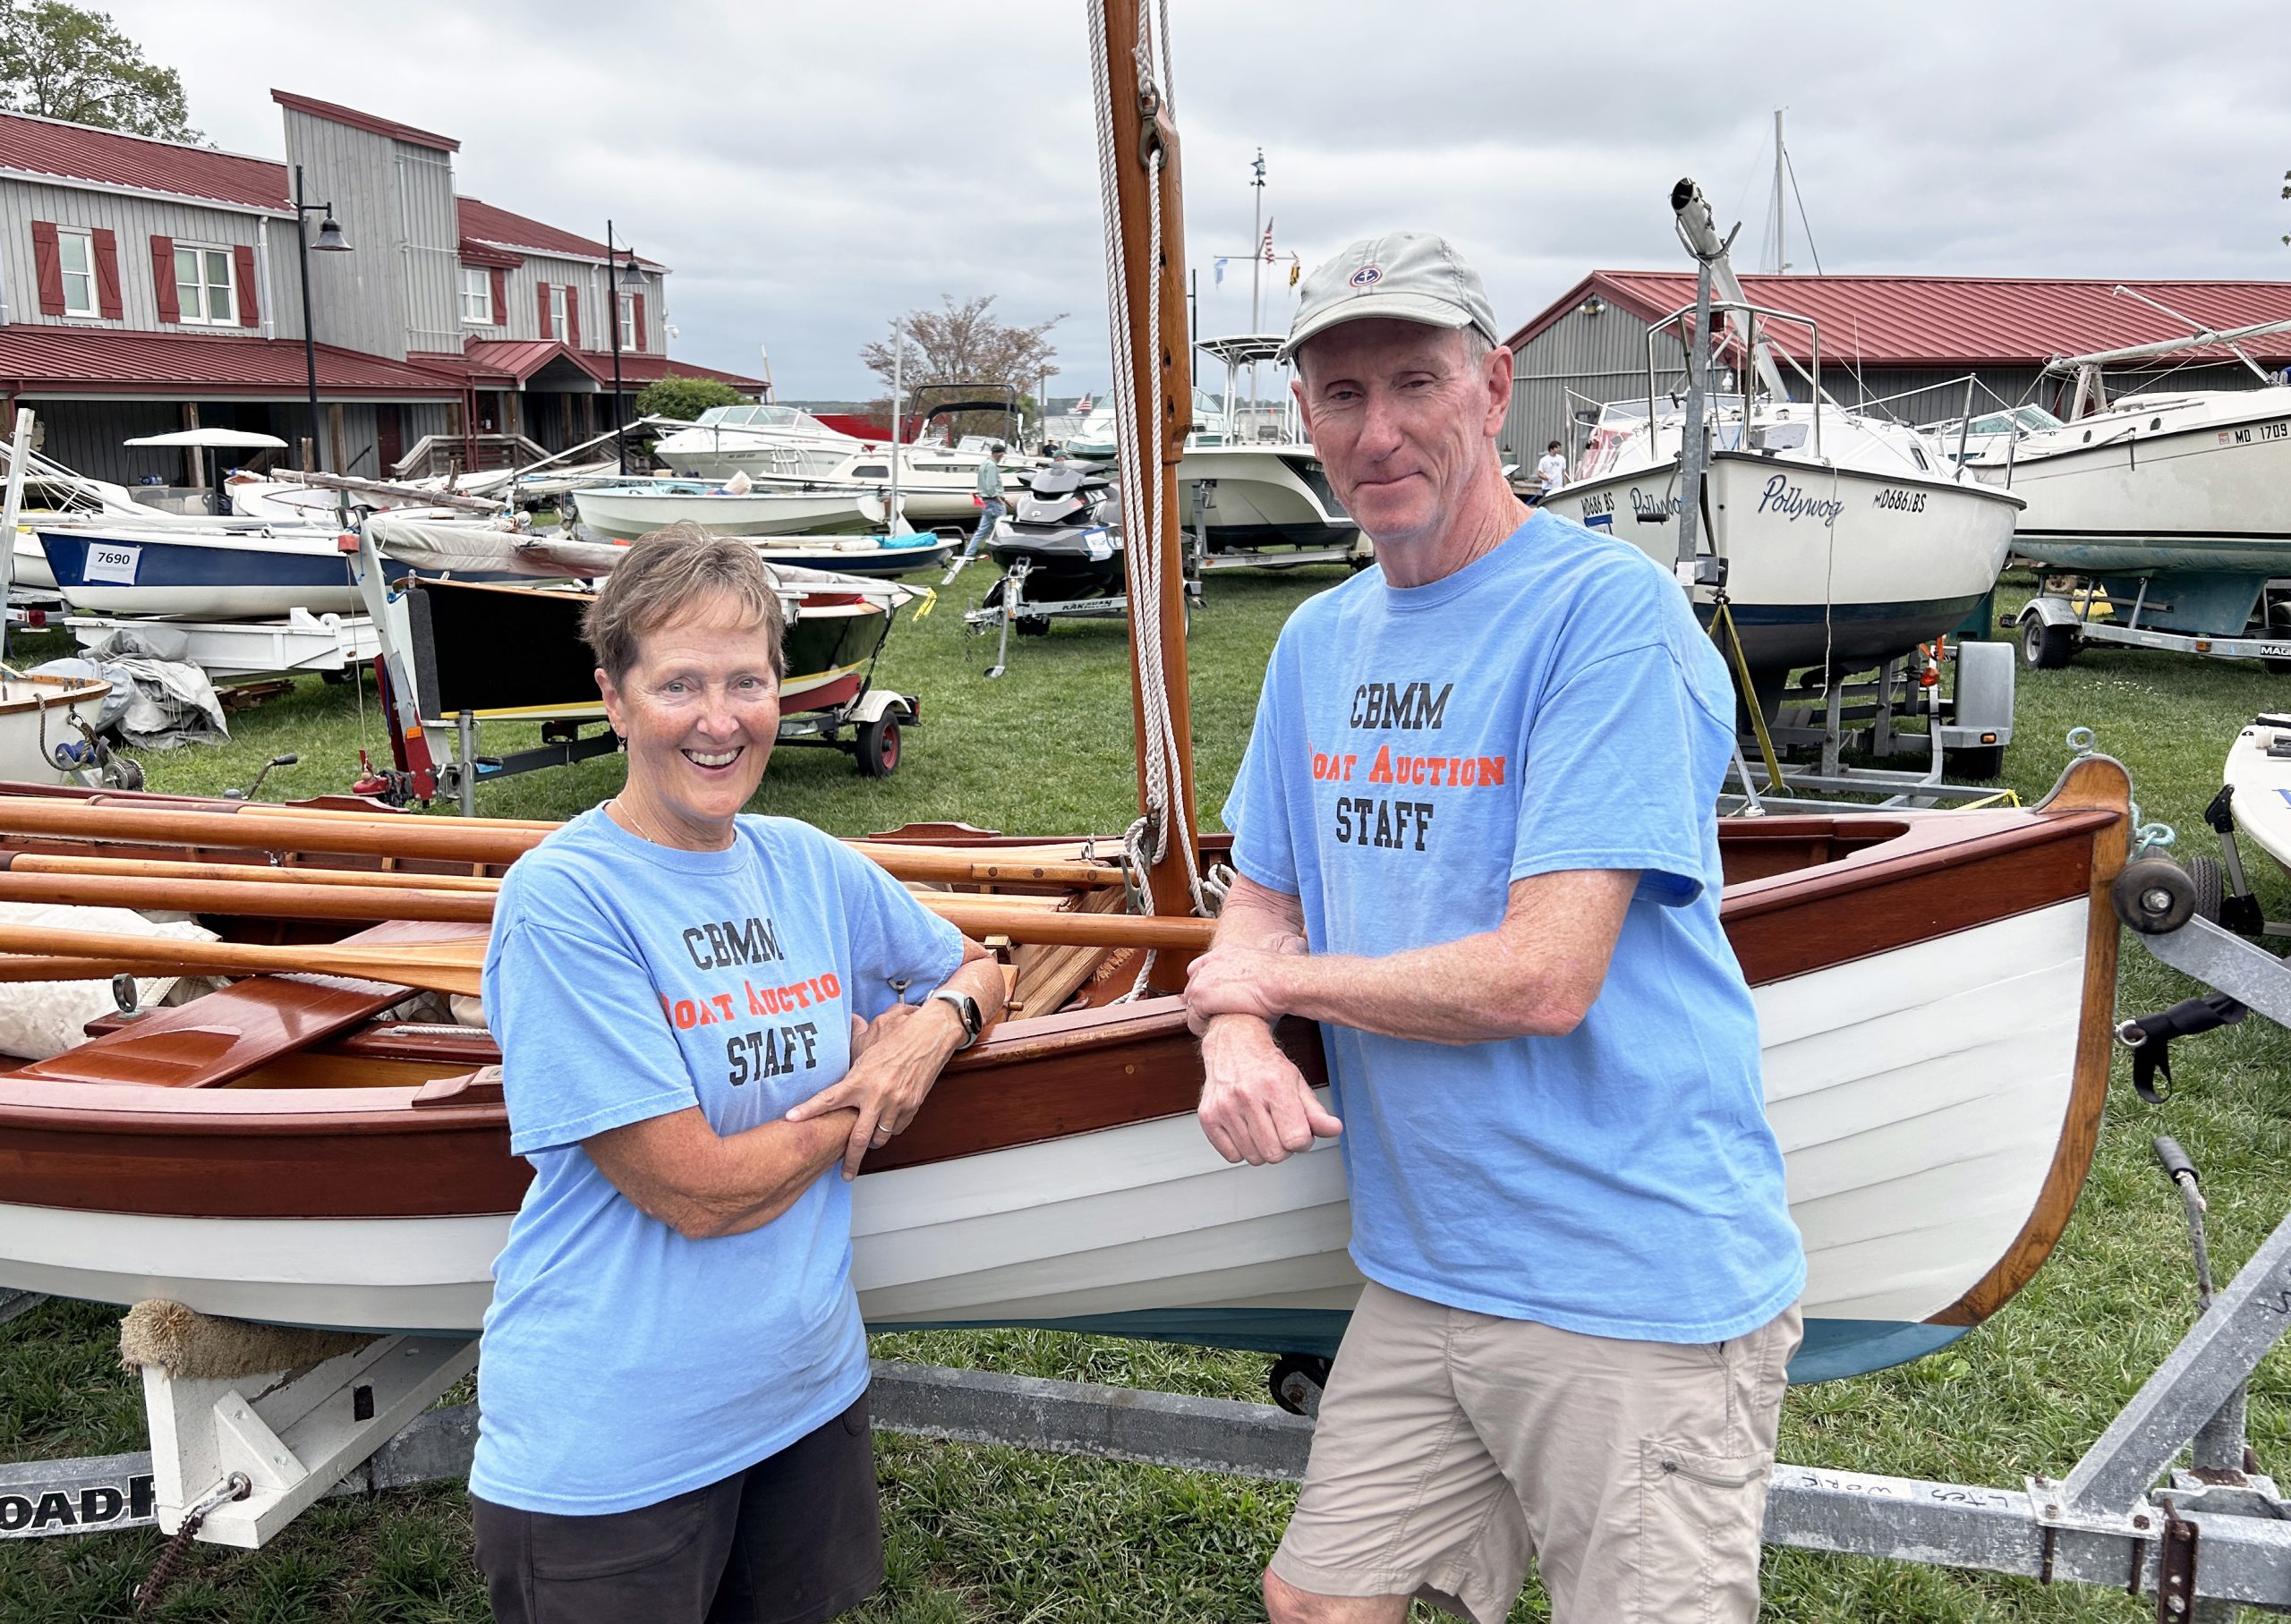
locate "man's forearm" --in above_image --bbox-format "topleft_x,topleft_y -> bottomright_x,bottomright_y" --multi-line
1261,931 -> 1587,1045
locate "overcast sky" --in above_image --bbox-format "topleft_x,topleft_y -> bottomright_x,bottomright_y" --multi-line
102,0 -> 2291,399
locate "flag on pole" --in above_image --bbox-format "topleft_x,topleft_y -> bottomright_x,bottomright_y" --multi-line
1214,257 -> 1228,287
1262,218 -> 1276,263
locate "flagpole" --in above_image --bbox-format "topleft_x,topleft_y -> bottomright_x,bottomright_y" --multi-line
1248,149 -> 1265,431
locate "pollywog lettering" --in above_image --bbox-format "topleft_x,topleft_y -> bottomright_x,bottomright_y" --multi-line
1757,472 -> 1844,527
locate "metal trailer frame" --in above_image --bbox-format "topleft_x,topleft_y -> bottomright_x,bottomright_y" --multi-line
13,916 -> 2291,1613
2018,580 -> 2291,670
962,555 -> 1200,680
1184,479 -> 1370,578
1724,641 -> 2018,812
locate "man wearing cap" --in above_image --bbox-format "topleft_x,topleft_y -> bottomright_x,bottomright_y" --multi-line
960,443 -> 1009,565
1183,233 -> 1803,1624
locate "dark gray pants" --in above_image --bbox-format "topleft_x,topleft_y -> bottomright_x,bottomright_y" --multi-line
473,1391 -> 882,1624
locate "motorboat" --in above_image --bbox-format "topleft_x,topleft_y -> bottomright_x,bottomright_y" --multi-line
1539,182 -> 2023,685
0,750 -> 2132,1386
571,479 -> 893,542
646,404 -> 877,480
2222,715 -> 2291,880
0,669 -> 110,782
657,443 -> 1004,529
1177,335 -> 1363,567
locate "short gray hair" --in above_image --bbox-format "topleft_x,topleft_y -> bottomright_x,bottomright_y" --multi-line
583,520 -> 787,684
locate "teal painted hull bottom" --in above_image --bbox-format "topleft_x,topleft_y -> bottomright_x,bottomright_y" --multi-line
867,1308 -> 1971,1387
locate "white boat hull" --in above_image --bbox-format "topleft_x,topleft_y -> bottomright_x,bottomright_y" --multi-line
0,897 -> 2091,1380
2225,719 -> 2291,875
1176,445 -> 1358,556
0,675 -> 111,782
1971,391 -> 2291,574
572,486 -> 882,542
1543,451 -> 2018,674
35,524 -> 362,618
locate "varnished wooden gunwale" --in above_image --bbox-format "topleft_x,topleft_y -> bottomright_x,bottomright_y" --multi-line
0,792 -> 2123,1231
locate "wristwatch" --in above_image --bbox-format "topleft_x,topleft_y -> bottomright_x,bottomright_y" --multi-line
927,988 -> 984,1050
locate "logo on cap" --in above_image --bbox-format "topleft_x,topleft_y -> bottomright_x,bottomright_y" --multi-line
1350,266 -> 1383,288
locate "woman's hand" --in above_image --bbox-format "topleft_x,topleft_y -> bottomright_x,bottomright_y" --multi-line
786,1000 -> 965,1179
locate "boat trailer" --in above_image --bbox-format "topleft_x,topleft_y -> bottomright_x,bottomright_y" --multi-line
11,902 -> 2291,1613
2018,576 -> 2291,672
961,555 -> 1199,680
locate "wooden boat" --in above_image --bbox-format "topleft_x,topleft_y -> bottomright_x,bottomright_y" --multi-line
0,15 -> 2134,1393
0,749 -> 2127,1385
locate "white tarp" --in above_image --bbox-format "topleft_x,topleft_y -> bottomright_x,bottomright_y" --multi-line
31,625 -> 229,748
0,901 -> 217,1059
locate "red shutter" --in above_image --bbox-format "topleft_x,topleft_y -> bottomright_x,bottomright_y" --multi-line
90,227 -> 122,319
149,235 -> 178,323
30,221 -> 65,316
535,280 -> 550,339
632,293 -> 645,354
233,243 -> 260,327
565,285 -> 580,349
490,267 -> 506,327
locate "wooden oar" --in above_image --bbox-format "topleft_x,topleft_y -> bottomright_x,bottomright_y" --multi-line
4,853 -> 502,892
0,800 -> 1124,889
0,923 -> 488,997
0,866 -> 1220,951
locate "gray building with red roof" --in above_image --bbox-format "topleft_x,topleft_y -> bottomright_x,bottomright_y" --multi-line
1499,270 -> 2291,471
0,93 -> 759,491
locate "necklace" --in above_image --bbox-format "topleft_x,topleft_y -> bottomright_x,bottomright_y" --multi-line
609,795 -> 731,853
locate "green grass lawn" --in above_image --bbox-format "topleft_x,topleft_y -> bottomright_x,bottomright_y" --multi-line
6,565 -> 2291,1620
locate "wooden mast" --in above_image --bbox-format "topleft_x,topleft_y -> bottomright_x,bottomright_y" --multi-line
1094,0 -> 1202,953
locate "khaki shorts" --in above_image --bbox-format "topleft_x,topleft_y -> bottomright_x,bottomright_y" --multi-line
1271,1281 -> 1801,1624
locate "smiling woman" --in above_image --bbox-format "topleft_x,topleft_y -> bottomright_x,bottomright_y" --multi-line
468,518 -> 1006,1624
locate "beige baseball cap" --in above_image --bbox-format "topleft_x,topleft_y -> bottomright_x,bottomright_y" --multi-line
1279,231 -> 1501,363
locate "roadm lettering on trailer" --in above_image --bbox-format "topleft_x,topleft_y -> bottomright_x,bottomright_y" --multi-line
0,1472 -> 155,1537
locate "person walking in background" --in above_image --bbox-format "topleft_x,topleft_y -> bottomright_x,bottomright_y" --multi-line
1534,438 -> 1568,502
962,444 -> 1009,562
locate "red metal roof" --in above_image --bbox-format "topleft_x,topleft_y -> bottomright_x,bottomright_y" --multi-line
0,110 -> 288,210
269,90 -> 458,154
429,338 -> 762,393
456,198 -> 666,270
1506,273 -> 2291,369
0,328 -> 464,397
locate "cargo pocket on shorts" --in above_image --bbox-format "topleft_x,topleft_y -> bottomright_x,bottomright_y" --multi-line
1631,1441 -> 1765,1622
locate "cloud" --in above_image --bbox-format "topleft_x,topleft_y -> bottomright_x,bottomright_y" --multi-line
100,0 -> 2291,396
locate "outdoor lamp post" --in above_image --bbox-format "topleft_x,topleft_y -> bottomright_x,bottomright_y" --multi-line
605,222 -> 647,475
292,165 -> 352,494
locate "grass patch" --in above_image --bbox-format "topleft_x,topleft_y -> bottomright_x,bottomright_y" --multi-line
8,563 -> 2291,1620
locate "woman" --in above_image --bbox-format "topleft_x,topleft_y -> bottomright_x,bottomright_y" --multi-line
469,520 -> 1005,1623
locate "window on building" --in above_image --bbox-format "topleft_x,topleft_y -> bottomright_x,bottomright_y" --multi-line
461,265 -> 492,324
55,228 -> 98,318
549,285 -> 567,343
172,245 -> 236,326
617,292 -> 637,351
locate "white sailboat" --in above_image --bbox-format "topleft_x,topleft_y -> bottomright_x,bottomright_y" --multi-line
1539,182 -> 2022,682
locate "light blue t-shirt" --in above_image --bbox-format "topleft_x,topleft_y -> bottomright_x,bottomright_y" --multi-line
471,810 -> 964,1515
1223,512 -> 1803,1343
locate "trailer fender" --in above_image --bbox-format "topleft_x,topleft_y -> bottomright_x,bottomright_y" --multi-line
1946,639 -> 2016,740
2020,595 -> 2085,632
848,690 -> 916,727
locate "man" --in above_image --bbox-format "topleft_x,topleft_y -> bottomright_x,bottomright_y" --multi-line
1534,438 -> 1568,499
1184,231 -> 1804,1624
962,443 -> 1008,562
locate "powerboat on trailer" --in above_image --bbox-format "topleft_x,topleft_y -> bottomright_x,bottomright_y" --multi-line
1538,183 -> 2022,686
1177,335 -> 1364,568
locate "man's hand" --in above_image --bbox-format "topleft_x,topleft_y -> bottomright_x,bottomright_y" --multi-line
786,1000 -> 958,1179
1197,1014 -> 1341,1166
1182,933 -> 1307,1037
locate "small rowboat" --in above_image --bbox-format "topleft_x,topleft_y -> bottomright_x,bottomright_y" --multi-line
0,752 -> 2130,1386
0,670 -> 110,783
572,480 -> 890,542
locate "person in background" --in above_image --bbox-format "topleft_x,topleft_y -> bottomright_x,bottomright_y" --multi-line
1533,438 -> 1568,502
470,521 -> 1006,1624
1186,231 -> 1802,1624
960,443 -> 1009,563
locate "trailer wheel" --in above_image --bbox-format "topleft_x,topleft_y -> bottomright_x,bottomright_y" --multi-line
2112,856 -> 2198,935
1268,1353 -> 1333,1416
2184,855 -> 2225,926
2020,615 -> 2076,670
2263,658 -> 2291,676
856,716 -> 901,778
